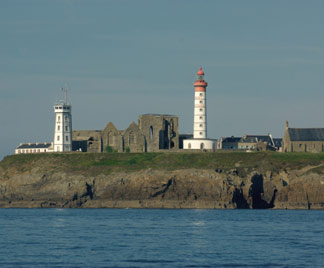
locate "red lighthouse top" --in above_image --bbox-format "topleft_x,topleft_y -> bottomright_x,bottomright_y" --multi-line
197,67 -> 204,76
194,66 -> 208,91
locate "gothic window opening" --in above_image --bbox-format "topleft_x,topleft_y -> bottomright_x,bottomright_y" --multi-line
149,126 -> 153,140
129,132 -> 135,145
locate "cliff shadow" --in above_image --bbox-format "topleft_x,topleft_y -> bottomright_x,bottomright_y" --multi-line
249,174 -> 277,209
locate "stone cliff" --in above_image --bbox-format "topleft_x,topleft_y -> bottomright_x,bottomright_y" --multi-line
0,153 -> 324,209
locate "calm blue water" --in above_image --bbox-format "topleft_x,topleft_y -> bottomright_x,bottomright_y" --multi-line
0,209 -> 323,268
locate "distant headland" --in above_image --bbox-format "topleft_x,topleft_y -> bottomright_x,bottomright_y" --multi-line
1,152 -> 324,209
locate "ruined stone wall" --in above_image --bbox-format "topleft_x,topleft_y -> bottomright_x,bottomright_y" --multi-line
123,122 -> 145,152
73,114 -> 179,153
72,130 -> 102,152
138,114 -> 179,152
101,123 -> 124,152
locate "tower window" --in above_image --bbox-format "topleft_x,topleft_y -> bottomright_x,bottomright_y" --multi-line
57,136 -> 60,141
66,136 -> 69,141
64,116 -> 67,121
200,143 -> 204,149
200,93 -> 203,96
200,132 -> 203,135
65,126 -> 68,131
200,124 -> 203,127
200,116 -> 203,119
58,116 -> 61,121
199,101 -> 203,104
199,109 -> 203,112
57,125 -> 60,131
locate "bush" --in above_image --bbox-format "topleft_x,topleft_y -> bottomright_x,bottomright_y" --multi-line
104,145 -> 116,153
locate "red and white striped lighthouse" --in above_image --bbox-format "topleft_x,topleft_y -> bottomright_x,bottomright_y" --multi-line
183,67 -> 216,150
193,67 -> 208,139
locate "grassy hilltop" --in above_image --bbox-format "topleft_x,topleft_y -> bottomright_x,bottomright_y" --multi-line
1,151 -> 324,176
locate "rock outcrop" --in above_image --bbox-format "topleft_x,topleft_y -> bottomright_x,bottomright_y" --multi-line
1,164 -> 324,209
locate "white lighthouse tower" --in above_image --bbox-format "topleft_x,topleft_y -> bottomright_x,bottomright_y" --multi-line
194,67 -> 208,139
53,87 -> 72,152
183,67 -> 216,150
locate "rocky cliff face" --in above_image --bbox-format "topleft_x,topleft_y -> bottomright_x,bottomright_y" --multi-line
1,164 -> 323,209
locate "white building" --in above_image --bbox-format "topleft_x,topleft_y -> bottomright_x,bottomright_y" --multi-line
53,88 -> 72,152
15,142 -> 53,154
183,67 -> 216,150
15,87 -> 72,154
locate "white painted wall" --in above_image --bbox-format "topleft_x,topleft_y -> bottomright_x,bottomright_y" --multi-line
183,139 -> 216,150
193,91 -> 207,139
53,104 -> 72,152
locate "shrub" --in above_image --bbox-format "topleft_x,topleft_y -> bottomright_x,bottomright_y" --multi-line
104,145 -> 116,153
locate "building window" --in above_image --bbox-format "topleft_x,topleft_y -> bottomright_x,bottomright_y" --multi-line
199,109 -> 203,112
299,144 -> 302,148
65,126 -> 68,131
58,116 -> 61,121
57,136 -> 60,141
65,116 -> 67,121
66,136 -> 69,142
200,143 -> 204,149
200,132 -> 203,135
44,149 -> 46,152
200,124 -> 203,127
200,93 -> 203,96
57,125 -> 60,131
200,100 -> 203,104
188,143 -> 191,149
200,116 -> 203,119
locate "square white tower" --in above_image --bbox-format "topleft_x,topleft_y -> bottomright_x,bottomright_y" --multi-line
53,89 -> 72,152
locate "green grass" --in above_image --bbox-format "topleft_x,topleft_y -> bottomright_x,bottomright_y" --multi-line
1,151 -> 324,175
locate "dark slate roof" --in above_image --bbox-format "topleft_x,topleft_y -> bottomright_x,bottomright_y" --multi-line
273,138 -> 282,147
179,134 -> 193,139
221,136 -> 241,143
140,113 -> 178,117
16,143 -> 52,149
240,135 -> 273,146
288,128 -> 324,141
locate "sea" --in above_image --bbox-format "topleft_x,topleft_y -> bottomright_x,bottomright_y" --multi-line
0,209 -> 323,268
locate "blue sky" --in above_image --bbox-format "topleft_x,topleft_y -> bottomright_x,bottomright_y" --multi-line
1,0 -> 324,159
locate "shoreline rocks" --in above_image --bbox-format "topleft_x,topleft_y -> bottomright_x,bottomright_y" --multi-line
1,167 -> 323,209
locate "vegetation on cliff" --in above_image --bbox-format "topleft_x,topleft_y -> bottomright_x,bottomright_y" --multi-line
1,151 -> 324,175
1,152 -> 324,209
